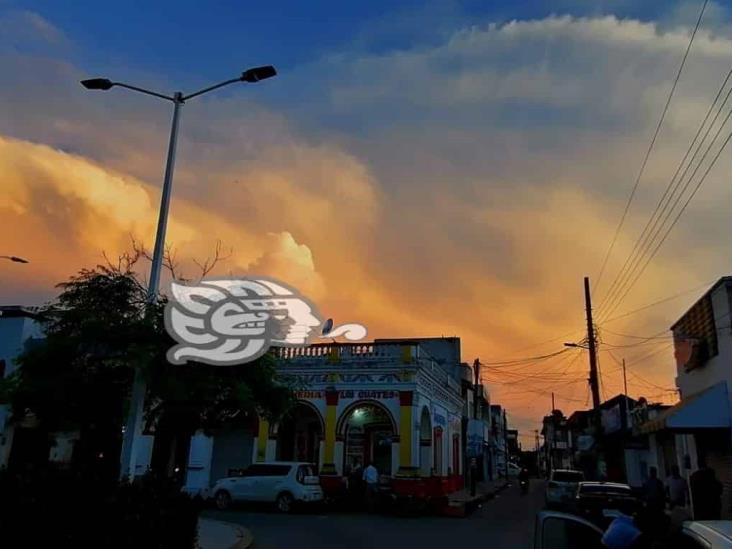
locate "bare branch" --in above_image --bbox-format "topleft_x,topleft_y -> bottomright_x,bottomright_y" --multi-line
192,240 -> 232,280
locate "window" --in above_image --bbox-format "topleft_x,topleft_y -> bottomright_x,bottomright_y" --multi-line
542,517 -> 602,548
296,465 -> 316,483
244,464 -> 292,477
578,484 -> 631,496
552,471 -> 584,483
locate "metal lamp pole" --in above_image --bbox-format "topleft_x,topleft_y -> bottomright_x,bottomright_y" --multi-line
81,65 -> 277,480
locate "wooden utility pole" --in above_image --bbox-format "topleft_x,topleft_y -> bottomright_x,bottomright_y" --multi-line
622,358 -> 628,396
551,391 -> 555,412
584,277 -> 601,409
473,358 -> 480,419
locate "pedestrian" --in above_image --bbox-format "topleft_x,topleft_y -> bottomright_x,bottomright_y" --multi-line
665,465 -> 689,509
690,457 -> 723,520
641,467 -> 666,538
348,459 -> 363,507
643,467 -> 665,511
362,461 -> 379,512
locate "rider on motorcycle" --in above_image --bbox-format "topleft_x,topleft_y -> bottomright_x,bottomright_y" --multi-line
518,467 -> 530,493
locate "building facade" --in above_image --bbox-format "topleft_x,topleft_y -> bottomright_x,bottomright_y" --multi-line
638,277 -> 732,518
183,337 -> 466,495
0,306 -> 43,469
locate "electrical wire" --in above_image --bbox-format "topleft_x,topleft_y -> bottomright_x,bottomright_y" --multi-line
593,0 -> 709,297
598,64 -> 730,318
600,86 -> 732,320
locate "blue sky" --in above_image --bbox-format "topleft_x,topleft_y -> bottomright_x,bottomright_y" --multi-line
6,0 -> 710,86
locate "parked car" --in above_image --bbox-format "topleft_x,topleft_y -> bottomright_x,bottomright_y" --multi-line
575,481 -> 639,526
534,510 -> 604,548
671,521 -> 732,548
211,462 -> 323,513
545,469 -> 584,508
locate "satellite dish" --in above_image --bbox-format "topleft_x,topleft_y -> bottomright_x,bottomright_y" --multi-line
321,318 -> 334,336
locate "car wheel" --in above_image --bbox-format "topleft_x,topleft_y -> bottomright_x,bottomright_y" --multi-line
215,490 -> 232,510
276,492 -> 294,513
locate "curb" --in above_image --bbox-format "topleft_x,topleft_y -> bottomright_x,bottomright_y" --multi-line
198,518 -> 254,549
442,482 -> 510,518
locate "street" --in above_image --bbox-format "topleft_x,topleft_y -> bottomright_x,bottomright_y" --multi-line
204,480 -> 545,548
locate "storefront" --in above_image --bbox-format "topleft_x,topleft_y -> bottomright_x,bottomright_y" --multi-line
182,338 -> 466,495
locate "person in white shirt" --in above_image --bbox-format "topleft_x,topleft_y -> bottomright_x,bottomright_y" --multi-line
362,462 -> 379,511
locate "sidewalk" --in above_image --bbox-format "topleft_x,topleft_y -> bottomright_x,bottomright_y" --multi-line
198,518 -> 254,549
443,478 -> 510,517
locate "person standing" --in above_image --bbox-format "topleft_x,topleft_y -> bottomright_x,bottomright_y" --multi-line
690,457 -> 723,520
362,461 -> 379,512
666,466 -> 689,509
643,467 -> 666,512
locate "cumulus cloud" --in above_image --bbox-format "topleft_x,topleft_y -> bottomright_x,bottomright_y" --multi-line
4,6 -> 732,428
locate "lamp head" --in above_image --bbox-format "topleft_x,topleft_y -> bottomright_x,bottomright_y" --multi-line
81,78 -> 114,91
241,65 -> 277,83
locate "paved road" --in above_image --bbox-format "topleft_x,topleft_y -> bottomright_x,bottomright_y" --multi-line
204,479 -> 545,549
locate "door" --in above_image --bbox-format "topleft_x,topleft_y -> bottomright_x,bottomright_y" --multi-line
534,512 -> 603,549
253,464 -> 291,501
231,464 -> 266,501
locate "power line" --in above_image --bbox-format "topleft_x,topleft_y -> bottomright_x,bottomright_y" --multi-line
599,68 -> 732,320
597,66 -> 731,318
602,125 -> 732,320
603,279 -> 716,323
593,0 -> 709,297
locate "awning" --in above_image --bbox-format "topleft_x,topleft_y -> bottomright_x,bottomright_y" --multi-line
637,381 -> 731,434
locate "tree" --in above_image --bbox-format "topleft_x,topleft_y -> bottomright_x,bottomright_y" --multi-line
0,250 -> 297,477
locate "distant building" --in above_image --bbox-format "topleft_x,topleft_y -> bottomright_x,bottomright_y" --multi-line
0,306 -> 44,469
541,410 -> 572,473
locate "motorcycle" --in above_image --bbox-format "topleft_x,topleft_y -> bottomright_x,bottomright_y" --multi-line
519,478 -> 529,495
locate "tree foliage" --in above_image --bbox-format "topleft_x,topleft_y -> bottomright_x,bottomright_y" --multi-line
0,252 -> 297,472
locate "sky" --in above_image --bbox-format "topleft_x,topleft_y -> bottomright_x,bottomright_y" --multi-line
2,0 -> 732,445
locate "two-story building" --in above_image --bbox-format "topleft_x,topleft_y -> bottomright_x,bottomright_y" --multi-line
638,277 -> 732,517
182,337 -> 466,495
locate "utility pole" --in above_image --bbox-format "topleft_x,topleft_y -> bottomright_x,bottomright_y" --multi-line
503,410 -> 509,480
622,358 -> 628,396
473,358 -> 480,419
584,277 -> 601,409
551,391 -> 555,412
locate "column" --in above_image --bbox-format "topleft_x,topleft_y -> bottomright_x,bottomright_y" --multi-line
321,389 -> 339,475
397,390 -> 419,477
255,417 -> 269,462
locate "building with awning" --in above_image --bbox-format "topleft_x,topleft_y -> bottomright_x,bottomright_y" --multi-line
637,382 -> 731,435
639,277 -> 732,519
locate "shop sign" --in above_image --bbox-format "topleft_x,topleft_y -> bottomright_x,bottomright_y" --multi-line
295,390 -> 323,399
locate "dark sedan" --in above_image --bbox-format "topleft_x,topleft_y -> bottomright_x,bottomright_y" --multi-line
574,482 -> 640,527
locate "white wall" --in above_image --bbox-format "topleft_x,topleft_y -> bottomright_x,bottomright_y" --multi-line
676,283 -> 732,419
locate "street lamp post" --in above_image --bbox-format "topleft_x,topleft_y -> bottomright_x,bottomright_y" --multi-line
81,66 -> 277,481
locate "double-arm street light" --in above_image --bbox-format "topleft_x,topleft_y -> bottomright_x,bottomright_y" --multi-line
0,256 -> 29,263
81,65 -> 277,480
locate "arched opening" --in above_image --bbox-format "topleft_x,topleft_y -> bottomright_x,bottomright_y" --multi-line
419,407 -> 432,476
339,401 -> 396,476
276,402 -> 323,465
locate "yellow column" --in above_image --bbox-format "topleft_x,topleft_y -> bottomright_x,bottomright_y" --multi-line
256,417 -> 269,462
397,391 -> 418,477
321,389 -> 339,475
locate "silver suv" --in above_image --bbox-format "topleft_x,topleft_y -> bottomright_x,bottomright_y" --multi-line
212,462 -> 323,513
545,469 -> 584,508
